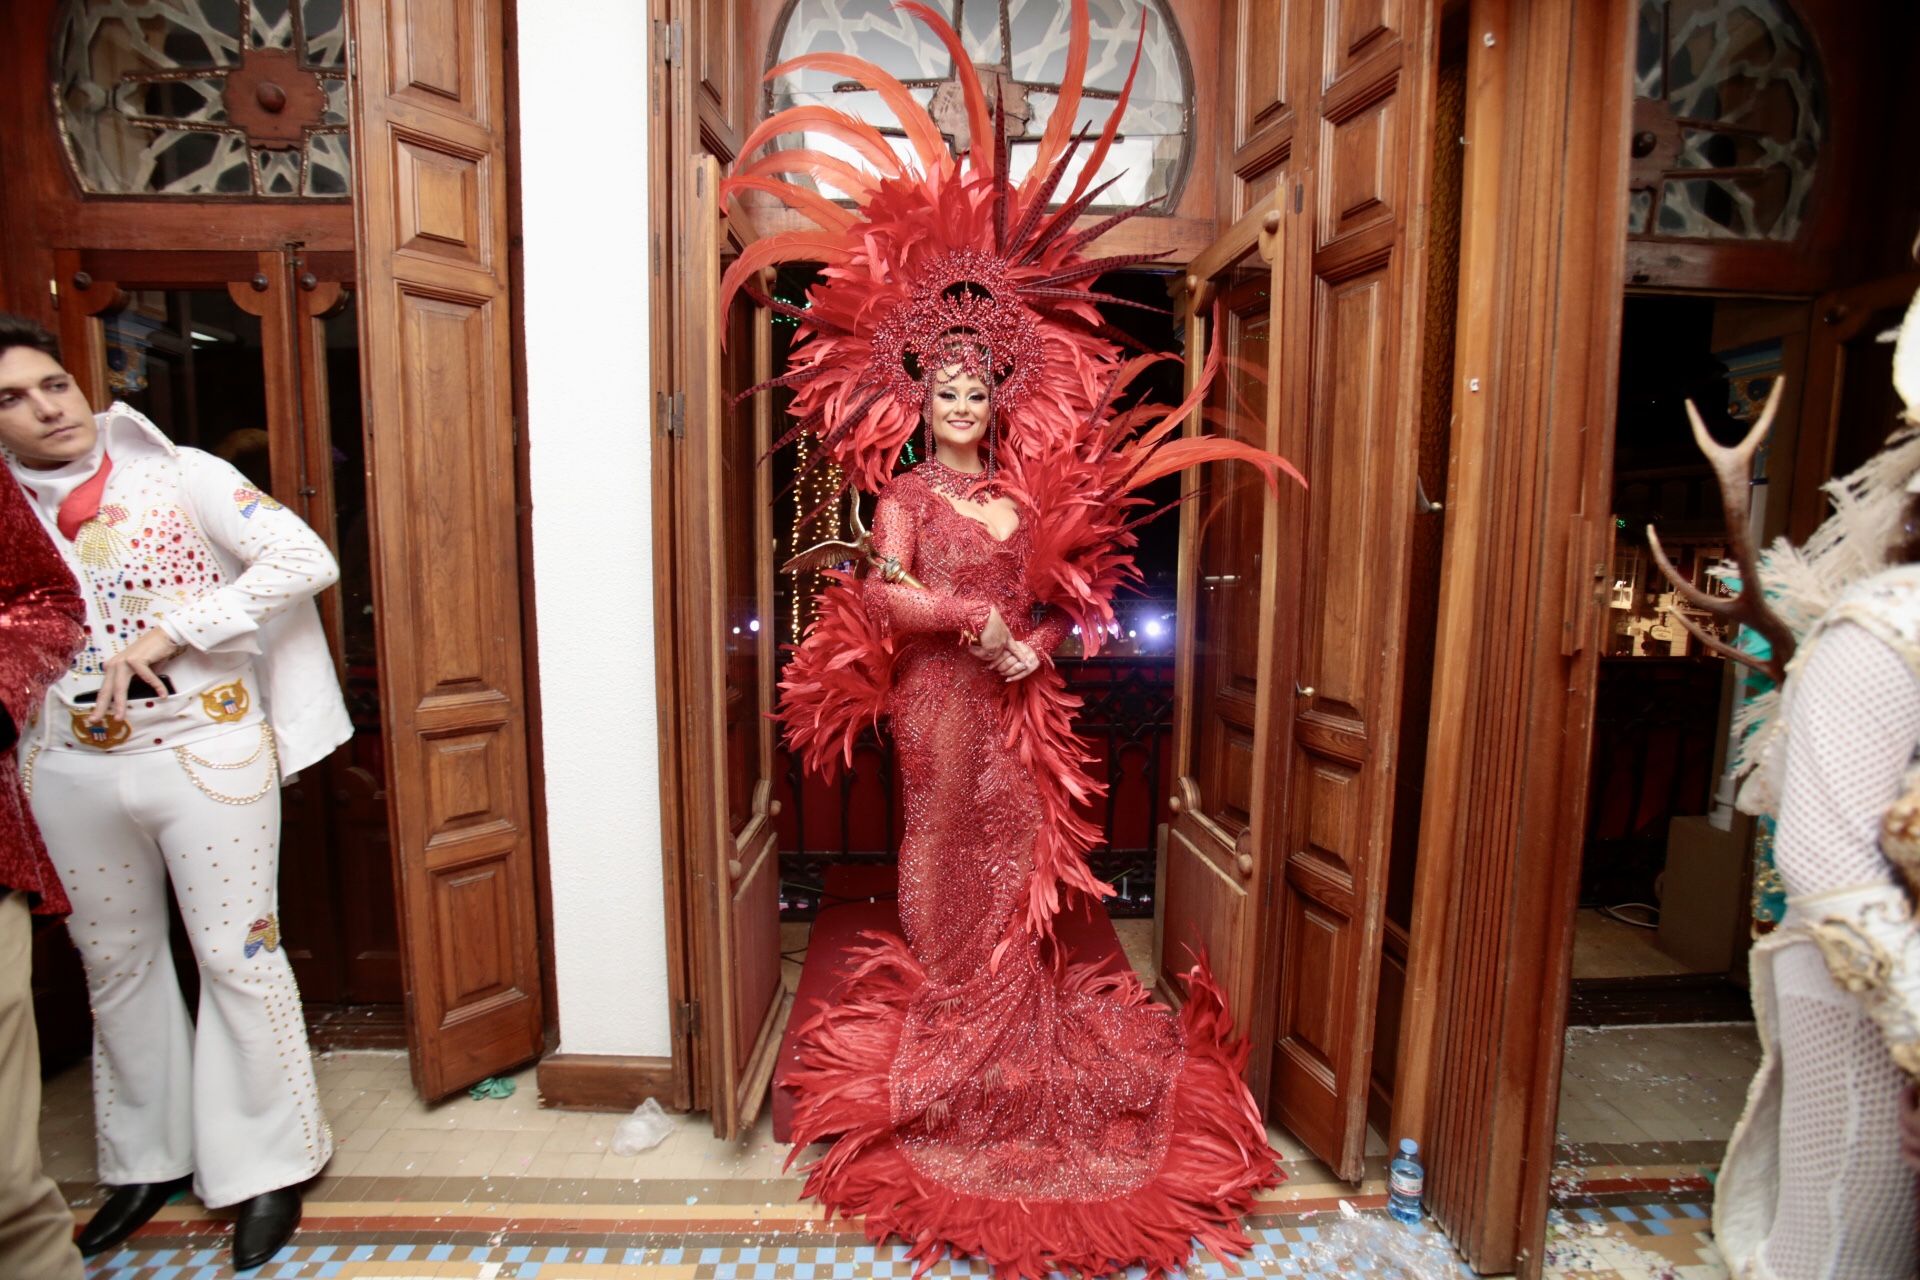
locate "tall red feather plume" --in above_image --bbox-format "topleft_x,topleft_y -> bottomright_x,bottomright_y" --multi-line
766,51 -> 951,173
895,2 -> 993,175
1023,0 -> 1091,199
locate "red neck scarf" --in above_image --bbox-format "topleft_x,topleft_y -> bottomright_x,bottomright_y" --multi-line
55,451 -> 112,541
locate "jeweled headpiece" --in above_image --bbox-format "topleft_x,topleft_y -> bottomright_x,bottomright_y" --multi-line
721,0 -> 1166,504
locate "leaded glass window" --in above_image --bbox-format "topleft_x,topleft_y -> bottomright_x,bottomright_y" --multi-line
55,0 -> 351,198
768,0 -> 1192,210
1629,0 -> 1825,241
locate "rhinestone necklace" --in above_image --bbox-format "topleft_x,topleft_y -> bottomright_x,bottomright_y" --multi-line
921,456 -> 996,500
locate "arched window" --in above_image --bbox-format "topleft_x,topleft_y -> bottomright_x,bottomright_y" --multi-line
54,0 -> 351,198
767,0 -> 1192,209
1629,0 -> 1825,241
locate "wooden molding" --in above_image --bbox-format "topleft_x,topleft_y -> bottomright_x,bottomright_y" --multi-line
501,0 -> 562,1045
536,1053 -> 681,1112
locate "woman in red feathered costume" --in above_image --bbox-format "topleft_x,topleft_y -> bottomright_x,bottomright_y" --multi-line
723,4 -> 1303,1275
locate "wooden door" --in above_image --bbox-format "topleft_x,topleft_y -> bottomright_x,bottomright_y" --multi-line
1267,0 -> 1435,1179
692,0 -> 745,161
48,249 -> 402,1012
1161,200 -> 1294,1099
680,154 -> 786,1140
347,0 -> 544,1098
1161,0 -> 1438,1180
281,251 -> 405,1008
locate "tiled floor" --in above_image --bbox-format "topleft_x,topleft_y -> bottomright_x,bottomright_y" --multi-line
36,934 -> 1755,1279
1557,1023 -> 1759,1154
1544,1024 -> 1759,1280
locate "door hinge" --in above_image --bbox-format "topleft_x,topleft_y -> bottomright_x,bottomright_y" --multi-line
1563,513 -> 1609,658
655,19 -> 683,68
656,390 -> 686,439
651,230 -> 662,278
675,999 -> 701,1039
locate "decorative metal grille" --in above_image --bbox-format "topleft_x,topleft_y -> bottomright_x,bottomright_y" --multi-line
55,0 -> 351,198
1629,0 -> 1824,241
778,656 -> 1173,919
767,0 -> 1192,210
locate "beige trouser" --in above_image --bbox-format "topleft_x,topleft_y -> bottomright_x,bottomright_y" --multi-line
0,891 -> 84,1280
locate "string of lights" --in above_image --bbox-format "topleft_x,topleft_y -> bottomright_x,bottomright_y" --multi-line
789,432 -> 844,645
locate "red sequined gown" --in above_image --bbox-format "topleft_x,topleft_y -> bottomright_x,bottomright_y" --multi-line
785,466 -> 1281,1280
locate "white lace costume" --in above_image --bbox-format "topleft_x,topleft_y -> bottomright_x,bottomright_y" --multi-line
1714,571 -> 1920,1279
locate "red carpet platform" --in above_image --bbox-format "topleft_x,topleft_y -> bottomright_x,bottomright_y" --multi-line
772,864 -> 1134,1143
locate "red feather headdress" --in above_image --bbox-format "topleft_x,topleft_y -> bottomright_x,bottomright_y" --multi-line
722,0 -> 1170,501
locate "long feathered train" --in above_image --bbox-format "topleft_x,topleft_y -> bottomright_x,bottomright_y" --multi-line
783,935 -> 1280,1280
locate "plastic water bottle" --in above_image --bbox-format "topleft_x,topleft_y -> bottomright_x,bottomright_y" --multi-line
1387,1138 -> 1424,1224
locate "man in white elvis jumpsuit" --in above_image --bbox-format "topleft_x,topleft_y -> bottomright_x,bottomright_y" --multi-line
0,314 -> 350,1269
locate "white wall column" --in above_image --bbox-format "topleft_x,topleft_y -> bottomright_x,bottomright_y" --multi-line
515,0 -> 670,1058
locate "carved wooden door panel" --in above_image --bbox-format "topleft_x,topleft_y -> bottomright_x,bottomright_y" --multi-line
693,0 -> 745,161
1160,203 -> 1295,1110
682,154 -> 786,1140
347,0 -> 544,1098
1263,0 -> 1435,1183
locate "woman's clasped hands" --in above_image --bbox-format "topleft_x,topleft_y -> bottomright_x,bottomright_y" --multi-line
970,605 -> 1040,682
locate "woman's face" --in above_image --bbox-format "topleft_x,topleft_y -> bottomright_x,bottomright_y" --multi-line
928,368 -> 989,452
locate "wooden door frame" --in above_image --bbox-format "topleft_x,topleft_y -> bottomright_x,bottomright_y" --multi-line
0,0 -> 563,1095
1388,0 -> 1634,1272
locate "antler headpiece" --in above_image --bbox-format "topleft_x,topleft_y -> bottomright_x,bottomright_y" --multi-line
721,0 -> 1167,505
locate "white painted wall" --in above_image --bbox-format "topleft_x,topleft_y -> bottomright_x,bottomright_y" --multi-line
515,1 -> 669,1057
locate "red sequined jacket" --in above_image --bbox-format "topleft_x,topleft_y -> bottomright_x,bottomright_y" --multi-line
0,472 -> 84,914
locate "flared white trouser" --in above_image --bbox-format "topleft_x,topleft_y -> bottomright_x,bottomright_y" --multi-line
27,725 -> 331,1209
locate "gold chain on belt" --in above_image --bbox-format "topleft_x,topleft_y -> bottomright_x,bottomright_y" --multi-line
173,724 -> 279,805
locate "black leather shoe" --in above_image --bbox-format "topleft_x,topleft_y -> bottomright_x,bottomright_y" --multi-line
231,1186 -> 302,1270
75,1176 -> 191,1256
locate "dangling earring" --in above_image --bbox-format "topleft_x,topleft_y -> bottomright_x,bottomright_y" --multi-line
923,412 -> 935,467
986,411 -> 998,482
